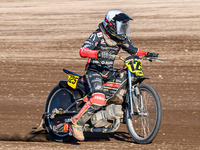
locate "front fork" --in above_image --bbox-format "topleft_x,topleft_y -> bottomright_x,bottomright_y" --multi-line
128,70 -> 141,115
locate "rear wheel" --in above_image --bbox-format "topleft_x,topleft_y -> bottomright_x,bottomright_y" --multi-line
44,84 -> 77,142
126,84 -> 162,144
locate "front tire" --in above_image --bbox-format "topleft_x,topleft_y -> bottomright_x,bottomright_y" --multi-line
126,84 -> 162,144
44,84 -> 76,142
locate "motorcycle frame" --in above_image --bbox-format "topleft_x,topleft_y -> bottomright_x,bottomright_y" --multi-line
54,67 -> 149,117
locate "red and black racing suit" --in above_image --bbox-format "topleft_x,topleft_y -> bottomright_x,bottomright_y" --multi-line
71,23 -> 147,127
80,23 -> 147,95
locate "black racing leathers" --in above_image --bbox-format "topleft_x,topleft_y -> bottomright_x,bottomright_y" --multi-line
82,23 -> 139,73
81,23 -> 141,94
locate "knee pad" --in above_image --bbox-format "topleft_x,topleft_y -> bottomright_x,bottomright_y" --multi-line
90,93 -> 106,106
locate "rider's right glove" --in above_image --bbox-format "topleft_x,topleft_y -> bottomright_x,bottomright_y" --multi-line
97,51 -> 111,59
145,52 -> 159,58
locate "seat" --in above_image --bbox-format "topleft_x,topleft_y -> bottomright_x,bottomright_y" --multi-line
63,69 -> 83,77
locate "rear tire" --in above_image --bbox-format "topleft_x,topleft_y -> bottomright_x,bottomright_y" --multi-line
126,84 -> 162,144
44,84 -> 76,142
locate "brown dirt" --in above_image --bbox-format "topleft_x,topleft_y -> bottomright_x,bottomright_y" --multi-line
0,0 -> 200,149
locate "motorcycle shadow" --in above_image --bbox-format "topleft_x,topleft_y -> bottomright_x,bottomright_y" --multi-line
28,129 -> 134,144
83,131 -> 134,143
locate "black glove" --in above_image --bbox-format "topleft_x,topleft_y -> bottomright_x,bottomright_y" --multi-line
97,51 -> 111,59
145,52 -> 159,58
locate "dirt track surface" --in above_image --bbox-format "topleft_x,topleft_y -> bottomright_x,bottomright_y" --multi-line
0,0 -> 200,149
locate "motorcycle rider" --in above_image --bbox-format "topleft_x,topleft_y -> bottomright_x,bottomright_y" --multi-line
54,10 -> 158,141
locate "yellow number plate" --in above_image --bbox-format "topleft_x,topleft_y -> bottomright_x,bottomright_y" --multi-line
125,59 -> 144,77
67,74 -> 79,89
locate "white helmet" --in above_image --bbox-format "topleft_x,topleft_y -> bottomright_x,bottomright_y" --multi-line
103,10 -> 133,40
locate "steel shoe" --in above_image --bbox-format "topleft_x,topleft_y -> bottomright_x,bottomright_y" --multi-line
69,124 -> 84,141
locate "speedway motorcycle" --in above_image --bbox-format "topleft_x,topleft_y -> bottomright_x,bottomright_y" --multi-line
36,54 -> 162,144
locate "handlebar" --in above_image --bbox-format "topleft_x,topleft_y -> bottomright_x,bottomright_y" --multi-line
113,55 -> 163,63
146,57 -> 163,63
114,55 -> 125,61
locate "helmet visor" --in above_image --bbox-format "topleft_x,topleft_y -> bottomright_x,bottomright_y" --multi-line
116,21 -> 131,35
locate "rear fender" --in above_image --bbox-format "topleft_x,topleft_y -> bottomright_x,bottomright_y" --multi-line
59,80 -> 70,88
59,80 -> 87,100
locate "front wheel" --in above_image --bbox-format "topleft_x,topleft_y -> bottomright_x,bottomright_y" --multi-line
126,84 -> 162,144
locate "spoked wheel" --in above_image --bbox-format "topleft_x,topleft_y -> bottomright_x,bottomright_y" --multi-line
44,84 -> 77,142
126,84 -> 162,144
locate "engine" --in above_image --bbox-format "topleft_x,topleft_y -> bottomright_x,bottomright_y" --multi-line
90,104 -> 123,128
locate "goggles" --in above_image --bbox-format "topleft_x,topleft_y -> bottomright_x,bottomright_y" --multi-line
116,21 -> 131,35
